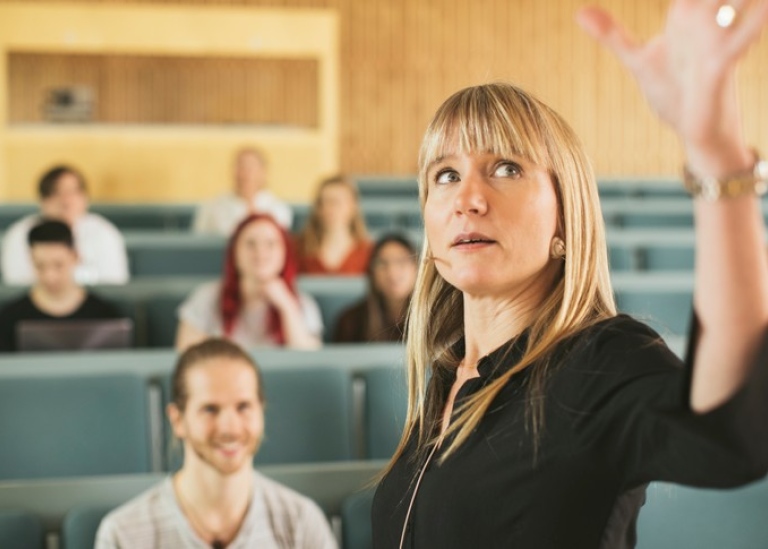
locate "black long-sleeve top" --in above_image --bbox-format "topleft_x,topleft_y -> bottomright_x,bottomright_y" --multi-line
371,315 -> 768,548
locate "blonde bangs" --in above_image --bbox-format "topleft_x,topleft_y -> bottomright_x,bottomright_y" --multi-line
418,84 -> 552,205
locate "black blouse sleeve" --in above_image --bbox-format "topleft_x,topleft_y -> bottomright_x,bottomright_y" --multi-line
554,315 -> 768,492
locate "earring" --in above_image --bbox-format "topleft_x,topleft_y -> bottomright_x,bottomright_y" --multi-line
550,237 -> 566,260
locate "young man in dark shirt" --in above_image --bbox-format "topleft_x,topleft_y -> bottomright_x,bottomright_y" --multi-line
0,220 -> 121,352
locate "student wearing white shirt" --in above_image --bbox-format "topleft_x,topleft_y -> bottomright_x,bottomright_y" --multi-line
0,165 -> 130,286
193,147 -> 293,236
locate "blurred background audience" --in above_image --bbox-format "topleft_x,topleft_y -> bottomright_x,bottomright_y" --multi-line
193,147 -> 293,236
1,165 -> 129,286
334,233 -> 417,343
176,213 -> 322,351
297,175 -> 372,275
0,220 -> 123,352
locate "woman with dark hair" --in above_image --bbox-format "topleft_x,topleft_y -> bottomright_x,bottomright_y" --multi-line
176,214 -> 322,352
334,234 -> 418,343
297,175 -> 373,275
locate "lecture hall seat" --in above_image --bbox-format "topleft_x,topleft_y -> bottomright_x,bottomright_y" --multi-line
0,374 -> 152,480
636,479 -> 768,549
0,510 -> 44,549
362,366 -> 408,460
61,504 -> 115,549
341,489 -> 376,549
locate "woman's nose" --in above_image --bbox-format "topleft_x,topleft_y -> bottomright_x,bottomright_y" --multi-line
453,174 -> 489,216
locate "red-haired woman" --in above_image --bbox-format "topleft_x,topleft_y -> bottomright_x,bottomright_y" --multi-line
175,214 -> 322,352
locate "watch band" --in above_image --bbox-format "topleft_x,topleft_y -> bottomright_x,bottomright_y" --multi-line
683,151 -> 768,201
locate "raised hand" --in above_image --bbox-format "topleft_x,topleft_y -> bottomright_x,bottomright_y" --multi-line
577,1 -> 768,172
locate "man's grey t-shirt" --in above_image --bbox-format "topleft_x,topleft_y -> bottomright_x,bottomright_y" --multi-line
95,470 -> 337,548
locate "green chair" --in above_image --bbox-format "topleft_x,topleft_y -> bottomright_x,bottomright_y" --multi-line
363,366 -> 408,460
256,367 -> 354,464
341,489 -> 376,549
62,504 -> 116,549
615,291 -> 692,337
0,510 -> 43,549
636,479 -> 768,549
0,374 -> 151,480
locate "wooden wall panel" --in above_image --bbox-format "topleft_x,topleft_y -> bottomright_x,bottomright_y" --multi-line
4,0 -> 768,180
9,53 -> 318,126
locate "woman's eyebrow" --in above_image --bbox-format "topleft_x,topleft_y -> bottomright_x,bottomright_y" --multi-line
426,154 -> 457,173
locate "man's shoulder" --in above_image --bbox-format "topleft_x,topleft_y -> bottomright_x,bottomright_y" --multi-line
97,480 -> 174,539
3,214 -> 39,239
80,213 -> 122,233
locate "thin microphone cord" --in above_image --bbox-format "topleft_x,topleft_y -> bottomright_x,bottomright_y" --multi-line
398,442 -> 440,549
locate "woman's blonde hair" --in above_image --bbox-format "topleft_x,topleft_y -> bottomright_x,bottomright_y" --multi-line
390,82 -> 616,467
299,175 -> 369,257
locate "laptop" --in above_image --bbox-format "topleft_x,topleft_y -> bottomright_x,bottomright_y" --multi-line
16,318 -> 134,352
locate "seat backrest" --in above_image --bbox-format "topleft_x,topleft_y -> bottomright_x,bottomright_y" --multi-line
614,291 -> 692,337
0,374 -> 151,480
0,510 -> 44,549
62,504 -> 116,549
362,366 -> 408,460
341,489 -> 375,549
129,245 -> 224,277
636,479 -> 768,549
161,366 -> 355,468
144,295 -> 187,348
255,367 -> 354,464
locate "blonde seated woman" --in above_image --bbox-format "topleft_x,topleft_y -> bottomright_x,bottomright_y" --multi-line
297,175 -> 373,275
176,214 -> 322,352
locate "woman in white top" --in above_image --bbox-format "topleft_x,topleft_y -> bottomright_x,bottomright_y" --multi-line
176,214 -> 322,352
192,147 -> 293,235
1,165 -> 129,286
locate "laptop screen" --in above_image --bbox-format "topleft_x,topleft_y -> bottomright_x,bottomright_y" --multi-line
16,318 -> 134,352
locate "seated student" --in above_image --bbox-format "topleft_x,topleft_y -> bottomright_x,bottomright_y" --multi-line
193,147 -> 293,235
0,165 -> 129,285
297,175 -> 373,275
177,214 -> 322,352
334,234 -> 418,343
95,338 -> 337,548
0,220 -> 123,352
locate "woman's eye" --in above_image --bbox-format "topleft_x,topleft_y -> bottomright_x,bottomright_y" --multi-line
494,162 -> 522,178
435,169 -> 460,185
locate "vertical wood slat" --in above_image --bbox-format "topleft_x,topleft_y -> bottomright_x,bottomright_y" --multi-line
8,53 -> 319,127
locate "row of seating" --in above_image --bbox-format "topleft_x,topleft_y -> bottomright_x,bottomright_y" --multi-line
0,226 -> 723,279
3,466 -> 768,549
0,345 -> 407,480
0,332 -> 689,481
2,191 -> 767,233
0,273 -> 695,346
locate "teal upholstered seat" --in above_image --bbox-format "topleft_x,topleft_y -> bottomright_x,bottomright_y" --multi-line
0,374 -> 151,480
0,510 -> 43,549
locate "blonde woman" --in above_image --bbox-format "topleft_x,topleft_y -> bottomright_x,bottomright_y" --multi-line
372,2 -> 768,548
297,175 -> 372,275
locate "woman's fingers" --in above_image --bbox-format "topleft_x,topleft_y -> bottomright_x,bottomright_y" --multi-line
575,6 -> 640,68
725,0 -> 768,58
